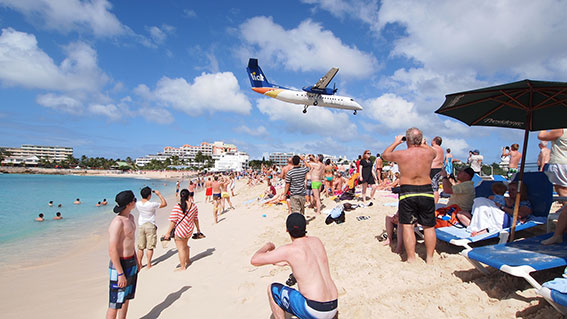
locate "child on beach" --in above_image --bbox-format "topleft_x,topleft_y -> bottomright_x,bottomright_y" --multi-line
489,183 -> 507,207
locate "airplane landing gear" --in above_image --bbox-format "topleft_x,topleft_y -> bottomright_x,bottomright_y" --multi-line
303,105 -> 308,114
313,100 -> 318,106
353,110 -> 357,115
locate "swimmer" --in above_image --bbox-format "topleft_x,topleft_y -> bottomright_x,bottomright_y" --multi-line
101,199 -> 108,205
35,213 -> 44,222
96,201 -> 101,207
53,212 -> 63,220
58,204 -> 62,208
73,198 -> 81,205
48,201 -> 53,207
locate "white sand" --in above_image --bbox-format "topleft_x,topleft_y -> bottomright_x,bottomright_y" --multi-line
0,179 -> 562,318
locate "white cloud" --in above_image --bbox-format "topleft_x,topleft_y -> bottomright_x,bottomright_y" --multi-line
364,93 -> 426,130
36,93 -> 82,114
183,9 -> 197,18
377,0 -> 567,77
139,107 -> 173,124
88,103 -> 121,120
136,72 -> 252,115
0,0 -> 128,37
235,125 -> 268,137
302,0 -> 380,30
0,28 -> 108,91
239,16 -> 377,77
441,137 -> 470,160
143,24 -> 175,47
256,98 -> 357,138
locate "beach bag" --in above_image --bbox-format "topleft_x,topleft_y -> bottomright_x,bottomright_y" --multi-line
435,204 -> 461,228
339,189 -> 355,200
170,203 -> 192,238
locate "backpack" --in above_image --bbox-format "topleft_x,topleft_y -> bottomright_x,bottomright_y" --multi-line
435,204 -> 462,228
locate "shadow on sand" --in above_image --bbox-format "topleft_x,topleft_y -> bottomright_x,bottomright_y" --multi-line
151,248 -> 178,267
176,248 -> 216,269
140,285 -> 191,319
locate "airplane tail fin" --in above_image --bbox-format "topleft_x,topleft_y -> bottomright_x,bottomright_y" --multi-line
247,58 -> 272,88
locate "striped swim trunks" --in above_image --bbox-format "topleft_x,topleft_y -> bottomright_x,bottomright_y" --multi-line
398,184 -> 436,227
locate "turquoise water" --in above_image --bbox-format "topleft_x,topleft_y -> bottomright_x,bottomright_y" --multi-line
0,174 -> 175,267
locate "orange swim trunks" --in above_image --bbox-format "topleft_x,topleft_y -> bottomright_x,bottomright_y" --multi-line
206,187 -> 212,196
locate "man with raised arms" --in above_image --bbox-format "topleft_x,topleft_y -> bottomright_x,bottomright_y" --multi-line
309,154 -> 325,215
107,190 -> 139,319
382,127 -> 437,264
509,143 -> 522,177
251,213 -> 338,319
430,136 -> 445,203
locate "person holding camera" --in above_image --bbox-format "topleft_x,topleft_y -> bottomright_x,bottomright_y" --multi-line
382,127 -> 437,264
136,187 -> 167,269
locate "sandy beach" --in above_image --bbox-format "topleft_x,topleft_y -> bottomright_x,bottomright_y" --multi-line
0,178 -> 563,318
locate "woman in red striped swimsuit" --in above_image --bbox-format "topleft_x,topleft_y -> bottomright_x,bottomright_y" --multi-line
163,189 -> 203,271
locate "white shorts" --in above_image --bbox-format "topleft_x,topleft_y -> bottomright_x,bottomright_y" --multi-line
545,163 -> 567,187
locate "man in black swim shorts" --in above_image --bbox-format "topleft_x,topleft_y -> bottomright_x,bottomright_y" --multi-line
382,127 -> 437,264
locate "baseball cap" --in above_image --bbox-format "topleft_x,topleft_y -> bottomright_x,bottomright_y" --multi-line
113,190 -> 135,214
286,213 -> 306,238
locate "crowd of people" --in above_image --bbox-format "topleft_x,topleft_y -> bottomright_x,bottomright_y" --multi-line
103,126 -> 567,319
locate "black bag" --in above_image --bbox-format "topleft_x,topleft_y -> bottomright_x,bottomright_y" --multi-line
170,203 -> 192,239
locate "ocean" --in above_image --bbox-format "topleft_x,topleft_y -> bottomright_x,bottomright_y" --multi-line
0,174 -> 176,268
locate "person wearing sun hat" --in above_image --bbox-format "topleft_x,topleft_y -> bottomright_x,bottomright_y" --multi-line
107,190 -> 140,319
250,213 -> 338,319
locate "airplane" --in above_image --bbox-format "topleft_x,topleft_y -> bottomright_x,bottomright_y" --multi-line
246,58 -> 363,115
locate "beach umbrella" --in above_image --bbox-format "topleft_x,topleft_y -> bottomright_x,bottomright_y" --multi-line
435,79 -> 567,241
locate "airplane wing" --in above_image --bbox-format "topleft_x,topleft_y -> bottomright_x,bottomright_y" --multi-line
312,67 -> 339,89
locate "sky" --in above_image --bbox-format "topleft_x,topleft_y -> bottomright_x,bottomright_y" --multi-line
1,0 -> 566,164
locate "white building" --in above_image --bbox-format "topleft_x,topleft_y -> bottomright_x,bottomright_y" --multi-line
213,152 -> 249,172
1,144 -> 73,165
136,141 -> 239,168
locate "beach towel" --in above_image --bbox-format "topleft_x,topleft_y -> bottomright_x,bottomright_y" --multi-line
543,278 -> 567,294
467,197 -> 506,233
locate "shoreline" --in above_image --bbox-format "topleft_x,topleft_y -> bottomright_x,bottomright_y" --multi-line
0,166 -> 197,180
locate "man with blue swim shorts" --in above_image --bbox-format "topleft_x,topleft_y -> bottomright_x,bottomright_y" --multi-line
107,190 -> 140,319
251,213 -> 338,319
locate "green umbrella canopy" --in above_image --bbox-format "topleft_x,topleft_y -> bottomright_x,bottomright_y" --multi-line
435,79 -> 567,131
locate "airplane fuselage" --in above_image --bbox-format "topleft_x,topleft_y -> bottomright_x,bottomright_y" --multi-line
252,87 -> 363,111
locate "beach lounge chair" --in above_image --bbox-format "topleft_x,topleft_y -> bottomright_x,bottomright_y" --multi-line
462,233 -> 567,314
538,280 -> 567,315
435,172 -> 553,250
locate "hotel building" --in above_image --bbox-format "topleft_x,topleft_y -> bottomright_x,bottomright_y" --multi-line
1,144 -> 73,165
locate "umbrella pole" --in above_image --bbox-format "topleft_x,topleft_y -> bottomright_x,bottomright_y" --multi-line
509,119 -> 531,242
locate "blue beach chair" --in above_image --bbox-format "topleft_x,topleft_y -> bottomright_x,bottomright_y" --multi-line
462,233 -> 567,314
436,172 -> 553,250
538,280 -> 567,315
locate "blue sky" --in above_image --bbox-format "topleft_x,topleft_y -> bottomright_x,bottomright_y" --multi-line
1,0 -> 566,164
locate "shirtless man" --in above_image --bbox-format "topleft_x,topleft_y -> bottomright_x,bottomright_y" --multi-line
430,136 -> 445,203
280,158 -> 294,214
309,154 -> 325,215
221,177 -> 235,210
382,127 -> 437,264
204,178 -> 212,203
509,143 -> 522,177
374,153 -> 383,183
251,213 -> 338,319
107,190 -> 139,319
211,176 -> 222,223
333,172 -> 347,194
